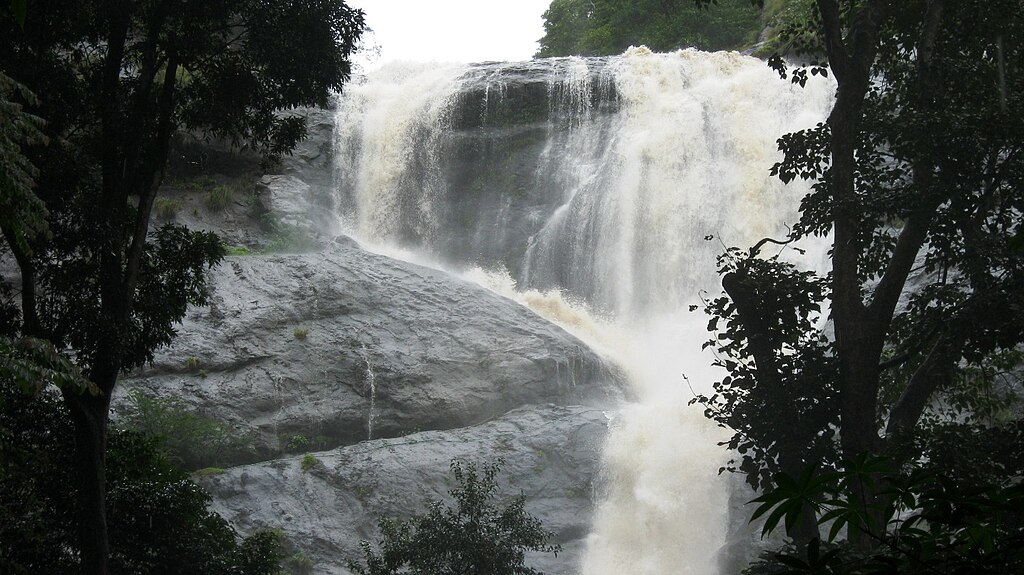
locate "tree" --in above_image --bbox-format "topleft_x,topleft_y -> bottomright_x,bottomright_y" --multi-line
536,0 -> 761,57
0,2 -> 365,572
0,378 -> 284,575
744,453 -> 1024,574
0,71 -> 47,262
349,459 -> 561,575
694,0 -> 1024,547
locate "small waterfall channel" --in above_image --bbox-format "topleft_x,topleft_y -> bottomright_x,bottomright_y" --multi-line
332,48 -> 834,573
358,342 -> 378,440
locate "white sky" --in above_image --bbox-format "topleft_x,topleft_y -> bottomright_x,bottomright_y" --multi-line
347,0 -> 552,67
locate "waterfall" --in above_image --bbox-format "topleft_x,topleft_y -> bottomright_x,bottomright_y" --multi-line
359,342 -> 378,440
333,48 -> 833,573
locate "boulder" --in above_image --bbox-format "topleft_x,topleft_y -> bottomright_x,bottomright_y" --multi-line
119,240 -> 622,463
198,404 -> 609,575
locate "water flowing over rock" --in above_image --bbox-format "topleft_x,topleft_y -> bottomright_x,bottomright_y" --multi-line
121,241 -> 621,462
120,232 -> 622,574
333,48 -> 834,574
335,49 -> 834,317
124,47 -> 833,575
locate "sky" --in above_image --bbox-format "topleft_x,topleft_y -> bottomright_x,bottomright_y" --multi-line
347,0 -> 552,67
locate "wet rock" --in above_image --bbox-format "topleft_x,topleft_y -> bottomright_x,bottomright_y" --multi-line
119,241 -> 622,463
198,404 -> 609,575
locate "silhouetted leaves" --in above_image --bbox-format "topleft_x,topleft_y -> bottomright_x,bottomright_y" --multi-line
350,459 -> 561,575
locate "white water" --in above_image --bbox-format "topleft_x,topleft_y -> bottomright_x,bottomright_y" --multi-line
359,342 -> 378,440
333,48 -> 833,574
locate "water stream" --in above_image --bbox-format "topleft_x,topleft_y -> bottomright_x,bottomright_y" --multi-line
332,48 -> 833,573
359,342 -> 378,441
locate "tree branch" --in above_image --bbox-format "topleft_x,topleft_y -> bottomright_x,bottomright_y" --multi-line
0,226 -> 40,336
865,1 -> 944,334
98,5 -> 132,356
878,323 -> 941,371
123,52 -> 179,305
866,203 -> 938,331
749,236 -> 795,258
722,270 -> 784,392
816,0 -> 849,80
883,331 -> 960,443
121,0 -> 170,195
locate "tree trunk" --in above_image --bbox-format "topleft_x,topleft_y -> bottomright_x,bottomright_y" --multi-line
63,389 -> 113,575
815,0 -> 891,549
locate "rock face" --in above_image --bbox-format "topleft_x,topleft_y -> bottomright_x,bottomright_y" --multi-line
123,105 -> 625,575
200,404 -> 609,575
117,236 -> 623,574
121,239 -> 620,463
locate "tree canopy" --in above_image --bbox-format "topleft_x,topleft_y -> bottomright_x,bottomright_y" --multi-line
0,1 -> 365,572
0,379 -> 284,575
695,0 -> 1024,550
536,0 -> 762,57
349,459 -> 561,575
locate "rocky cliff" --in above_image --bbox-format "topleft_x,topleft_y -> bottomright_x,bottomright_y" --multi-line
116,105 -> 625,574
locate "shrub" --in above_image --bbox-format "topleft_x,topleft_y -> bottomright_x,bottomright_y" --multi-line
348,459 -> 560,575
0,381 -> 283,575
265,223 -> 316,253
288,552 -> 314,574
206,184 -> 233,211
185,356 -> 200,370
293,327 -> 309,340
746,456 -> 1024,574
225,244 -> 251,256
300,453 -> 318,472
115,390 -> 254,470
285,434 -> 310,451
155,197 -> 182,219
187,175 -> 216,193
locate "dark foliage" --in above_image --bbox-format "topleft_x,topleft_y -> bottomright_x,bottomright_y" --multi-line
536,0 -> 762,57
37,221 -> 226,374
349,459 -> 561,575
693,247 -> 836,491
0,380 -> 283,575
696,0 -> 1024,513
745,457 -> 1024,574
0,70 -> 47,255
0,1 -> 365,570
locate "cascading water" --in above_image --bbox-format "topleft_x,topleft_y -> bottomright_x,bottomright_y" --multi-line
359,342 -> 377,440
333,48 -> 833,573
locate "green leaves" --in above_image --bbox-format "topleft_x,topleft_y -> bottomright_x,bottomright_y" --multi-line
0,336 -> 97,396
0,72 -> 49,255
750,456 -> 897,542
9,0 -> 26,27
751,464 -> 830,538
349,459 -> 561,575
536,0 -> 762,57
745,457 -> 1024,574
114,390 -> 255,470
0,379 -> 284,575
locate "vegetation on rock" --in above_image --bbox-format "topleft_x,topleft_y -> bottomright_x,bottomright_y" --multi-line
300,453 -> 318,473
115,390 -> 255,470
0,380 -> 283,575
349,459 -> 561,575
